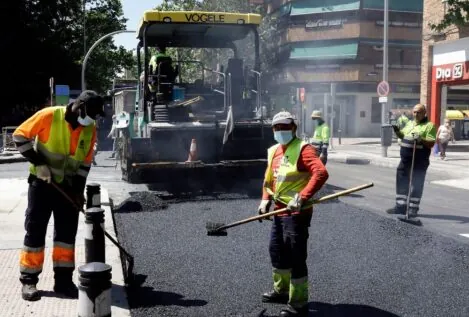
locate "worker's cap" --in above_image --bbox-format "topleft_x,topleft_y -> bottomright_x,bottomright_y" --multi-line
272,111 -> 295,126
73,90 -> 105,119
311,110 -> 323,119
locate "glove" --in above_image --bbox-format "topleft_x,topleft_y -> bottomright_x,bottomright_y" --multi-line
411,132 -> 421,141
392,125 -> 400,133
258,199 -> 272,222
286,193 -> 303,213
73,194 -> 85,209
36,165 -> 51,183
319,153 -> 326,164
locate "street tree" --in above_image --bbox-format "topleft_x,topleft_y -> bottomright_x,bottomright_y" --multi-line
430,0 -> 469,32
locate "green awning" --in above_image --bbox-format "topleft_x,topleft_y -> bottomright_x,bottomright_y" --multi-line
290,0 -> 360,16
290,40 -> 358,60
362,0 -> 423,12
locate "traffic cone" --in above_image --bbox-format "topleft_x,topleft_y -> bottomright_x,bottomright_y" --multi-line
186,139 -> 197,162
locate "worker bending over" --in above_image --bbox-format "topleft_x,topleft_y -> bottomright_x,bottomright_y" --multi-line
309,110 -> 330,165
387,104 -> 436,219
13,91 -> 104,301
258,111 -> 329,317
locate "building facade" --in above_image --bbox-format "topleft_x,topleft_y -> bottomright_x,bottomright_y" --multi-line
263,0 -> 423,137
420,0 -> 469,139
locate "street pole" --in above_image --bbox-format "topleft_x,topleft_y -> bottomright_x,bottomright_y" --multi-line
381,0 -> 389,157
83,0 -> 86,57
82,30 -> 136,91
329,83 -> 336,150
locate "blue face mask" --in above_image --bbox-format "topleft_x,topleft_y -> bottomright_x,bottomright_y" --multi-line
274,130 -> 293,145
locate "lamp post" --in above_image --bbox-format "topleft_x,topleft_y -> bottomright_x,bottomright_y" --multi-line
381,0 -> 389,157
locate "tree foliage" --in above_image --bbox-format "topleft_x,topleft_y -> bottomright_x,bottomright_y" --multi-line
1,0 -> 134,125
429,0 -> 469,32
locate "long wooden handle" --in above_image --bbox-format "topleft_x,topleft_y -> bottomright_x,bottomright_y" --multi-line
216,183 -> 374,231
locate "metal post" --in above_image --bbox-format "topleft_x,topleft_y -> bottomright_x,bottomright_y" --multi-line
78,262 -> 112,317
85,184 -> 104,263
330,83 -> 336,150
440,85 -> 448,125
381,0 -> 389,157
81,30 -> 136,91
83,0 -> 86,57
84,208 -> 105,263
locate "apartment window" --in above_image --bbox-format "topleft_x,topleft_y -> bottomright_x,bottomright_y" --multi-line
371,97 -> 382,123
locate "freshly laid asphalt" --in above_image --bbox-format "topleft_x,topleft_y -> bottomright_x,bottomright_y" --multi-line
113,187 -> 469,317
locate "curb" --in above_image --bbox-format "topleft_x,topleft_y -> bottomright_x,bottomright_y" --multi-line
0,156 -> 27,164
328,155 -> 372,166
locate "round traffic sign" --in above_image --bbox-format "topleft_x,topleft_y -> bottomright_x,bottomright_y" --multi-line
377,81 -> 390,97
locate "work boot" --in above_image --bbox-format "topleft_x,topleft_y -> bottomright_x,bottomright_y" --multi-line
22,284 -> 41,301
54,281 -> 78,298
279,304 -> 308,317
386,207 -> 404,215
262,290 -> 288,304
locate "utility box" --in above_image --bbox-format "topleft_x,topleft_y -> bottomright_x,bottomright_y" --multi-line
113,89 -> 137,114
381,124 -> 393,147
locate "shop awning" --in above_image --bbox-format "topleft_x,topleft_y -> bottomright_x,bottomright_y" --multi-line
446,110 -> 467,120
290,0 -> 360,16
362,0 -> 423,12
290,40 -> 358,60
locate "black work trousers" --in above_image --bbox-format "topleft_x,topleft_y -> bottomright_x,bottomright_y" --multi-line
269,213 -> 312,280
20,176 -> 80,285
395,159 -> 429,215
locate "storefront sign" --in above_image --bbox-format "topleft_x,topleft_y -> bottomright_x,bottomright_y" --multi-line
306,19 -> 346,29
435,63 -> 464,81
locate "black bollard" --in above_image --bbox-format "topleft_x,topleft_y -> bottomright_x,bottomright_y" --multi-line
85,207 -> 105,263
78,262 -> 112,317
86,183 -> 101,209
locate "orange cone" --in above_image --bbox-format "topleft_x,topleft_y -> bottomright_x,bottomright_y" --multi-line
186,139 -> 197,162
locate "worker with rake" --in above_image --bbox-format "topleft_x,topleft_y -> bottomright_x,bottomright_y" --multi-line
258,111 -> 329,317
13,91 -> 104,301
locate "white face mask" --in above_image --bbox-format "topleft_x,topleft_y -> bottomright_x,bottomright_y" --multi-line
78,115 -> 94,126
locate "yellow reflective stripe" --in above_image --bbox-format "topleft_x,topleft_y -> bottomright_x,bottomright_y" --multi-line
53,261 -> 75,268
273,268 -> 291,274
17,142 -> 33,152
400,143 -> 423,149
77,169 -> 88,177
13,135 -> 30,142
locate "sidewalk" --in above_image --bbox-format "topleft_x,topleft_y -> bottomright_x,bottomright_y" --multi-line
328,139 -> 469,176
0,178 -> 130,317
0,150 -> 26,164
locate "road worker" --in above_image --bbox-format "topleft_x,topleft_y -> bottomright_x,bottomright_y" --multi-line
148,45 -> 178,101
309,110 -> 330,165
258,111 -> 329,317
13,90 -> 104,301
396,110 -> 410,130
387,104 -> 436,218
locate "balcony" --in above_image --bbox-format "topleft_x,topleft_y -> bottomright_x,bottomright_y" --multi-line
271,64 -> 421,84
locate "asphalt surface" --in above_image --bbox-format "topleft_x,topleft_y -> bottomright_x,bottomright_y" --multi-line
2,152 -> 469,317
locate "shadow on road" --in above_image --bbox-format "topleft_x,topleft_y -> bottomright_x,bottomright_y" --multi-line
126,285 -> 207,309
418,214 -> 469,224
257,302 -> 400,317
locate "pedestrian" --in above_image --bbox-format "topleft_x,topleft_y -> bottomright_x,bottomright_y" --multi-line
258,111 -> 329,317
387,104 -> 436,219
436,118 -> 455,160
12,90 -> 104,301
108,115 -> 117,158
309,110 -> 330,165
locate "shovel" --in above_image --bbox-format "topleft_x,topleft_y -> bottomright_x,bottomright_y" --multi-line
206,183 -> 374,236
50,182 -> 137,286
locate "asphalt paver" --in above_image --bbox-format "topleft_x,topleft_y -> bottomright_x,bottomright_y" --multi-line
112,185 -> 469,317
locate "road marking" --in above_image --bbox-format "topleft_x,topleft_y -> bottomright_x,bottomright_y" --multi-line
460,234 -> 469,239
431,178 -> 469,190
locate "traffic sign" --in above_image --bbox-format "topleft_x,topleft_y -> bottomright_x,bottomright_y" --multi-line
377,81 -> 390,97
379,96 -> 388,103
299,87 -> 305,103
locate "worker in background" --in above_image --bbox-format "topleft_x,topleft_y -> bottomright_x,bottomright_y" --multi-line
309,110 -> 330,165
258,111 -> 329,317
396,110 -> 410,130
13,90 -> 104,301
108,114 -> 117,159
387,104 -> 436,218
148,45 -> 178,100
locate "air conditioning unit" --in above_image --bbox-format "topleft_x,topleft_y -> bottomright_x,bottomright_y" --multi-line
373,45 -> 383,51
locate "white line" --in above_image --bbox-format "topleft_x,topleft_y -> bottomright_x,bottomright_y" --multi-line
460,234 -> 469,238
